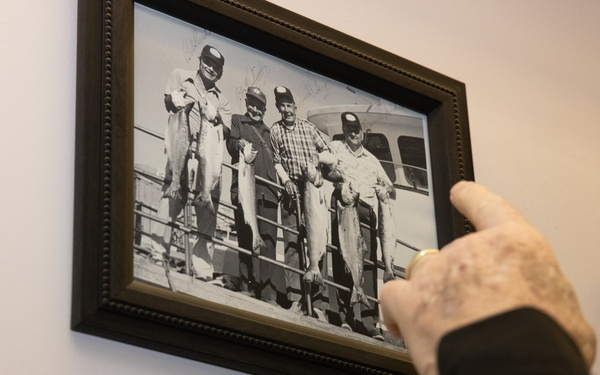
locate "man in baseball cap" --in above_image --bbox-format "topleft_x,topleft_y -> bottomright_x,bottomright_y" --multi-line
197,44 -> 225,82
270,84 -> 336,321
152,44 -> 232,283
340,111 -> 363,150
227,86 -> 284,306
328,110 -> 395,341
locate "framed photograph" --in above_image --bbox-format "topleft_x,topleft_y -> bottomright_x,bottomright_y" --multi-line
72,0 -> 474,374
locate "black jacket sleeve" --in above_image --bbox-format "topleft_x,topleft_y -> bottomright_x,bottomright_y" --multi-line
227,114 -> 243,161
437,307 -> 588,375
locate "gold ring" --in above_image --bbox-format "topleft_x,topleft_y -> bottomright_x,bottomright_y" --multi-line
406,249 -> 440,280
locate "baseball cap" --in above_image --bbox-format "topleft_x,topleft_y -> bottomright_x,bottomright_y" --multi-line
341,112 -> 362,130
200,45 -> 225,69
246,87 -> 267,107
274,86 -> 294,104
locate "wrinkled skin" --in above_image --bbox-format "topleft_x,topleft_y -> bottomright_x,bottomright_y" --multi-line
380,181 -> 596,375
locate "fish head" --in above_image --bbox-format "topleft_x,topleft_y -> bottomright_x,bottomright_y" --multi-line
374,184 -> 389,203
170,88 -> 187,107
376,178 -> 396,201
302,163 -> 323,187
340,182 -> 359,204
198,96 -> 218,121
171,88 -> 195,111
182,97 -> 195,114
241,142 -> 258,164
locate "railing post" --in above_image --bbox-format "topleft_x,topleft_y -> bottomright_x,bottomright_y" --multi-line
296,195 -> 312,317
183,201 -> 192,276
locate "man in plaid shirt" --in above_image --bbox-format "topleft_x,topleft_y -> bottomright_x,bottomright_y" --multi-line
270,86 -> 336,321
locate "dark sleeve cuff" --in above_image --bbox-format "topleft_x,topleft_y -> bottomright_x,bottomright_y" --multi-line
438,307 -> 588,375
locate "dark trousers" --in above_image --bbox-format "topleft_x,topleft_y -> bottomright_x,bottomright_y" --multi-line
234,196 -> 285,304
330,191 -> 378,333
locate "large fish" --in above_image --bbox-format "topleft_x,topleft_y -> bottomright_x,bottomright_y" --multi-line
302,162 -> 329,288
238,142 -> 265,253
375,183 -> 397,283
336,182 -> 370,306
163,89 -> 195,200
193,94 -> 223,216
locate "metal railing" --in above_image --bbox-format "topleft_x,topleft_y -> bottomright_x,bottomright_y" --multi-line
133,124 -> 419,311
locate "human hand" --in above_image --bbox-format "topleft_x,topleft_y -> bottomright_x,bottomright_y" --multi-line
238,139 -> 249,150
317,151 -> 337,165
284,180 -> 299,198
373,184 -> 389,200
380,181 -> 596,374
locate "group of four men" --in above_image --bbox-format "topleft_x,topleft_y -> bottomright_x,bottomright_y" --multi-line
149,44 -> 394,341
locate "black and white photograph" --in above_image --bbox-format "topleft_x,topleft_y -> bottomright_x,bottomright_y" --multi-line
132,3 -> 437,349
72,0 -> 474,373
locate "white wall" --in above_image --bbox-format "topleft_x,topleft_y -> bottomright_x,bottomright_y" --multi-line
2,0 -> 598,374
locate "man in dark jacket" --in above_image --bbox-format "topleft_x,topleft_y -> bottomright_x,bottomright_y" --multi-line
226,87 -> 284,306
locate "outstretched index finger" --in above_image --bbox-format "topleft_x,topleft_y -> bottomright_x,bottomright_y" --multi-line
450,181 -> 524,230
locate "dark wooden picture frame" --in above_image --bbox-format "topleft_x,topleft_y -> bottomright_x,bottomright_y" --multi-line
72,1 -> 474,374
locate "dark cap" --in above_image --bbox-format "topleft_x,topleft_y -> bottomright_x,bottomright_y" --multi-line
274,86 -> 294,104
200,45 -> 225,69
341,112 -> 362,129
246,87 -> 267,106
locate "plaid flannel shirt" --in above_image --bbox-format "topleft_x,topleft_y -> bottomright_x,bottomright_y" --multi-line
270,118 -> 330,182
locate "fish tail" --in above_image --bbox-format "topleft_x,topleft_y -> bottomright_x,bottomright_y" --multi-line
204,200 -> 216,215
351,286 -> 370,307
315,271 -> 325,288
163,181 -> 181,200
383,270 -> 396,283
193,194 -> 216,215
303,269 -> 325,288
252,236 -> 265,254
